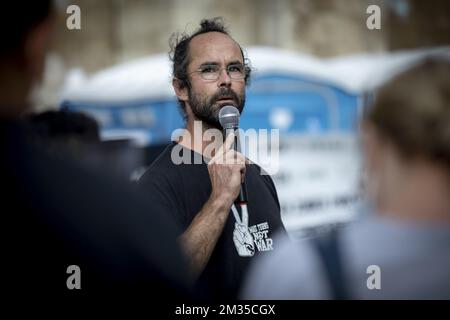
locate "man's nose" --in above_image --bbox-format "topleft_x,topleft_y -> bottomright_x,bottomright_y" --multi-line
218,68 -> 232,87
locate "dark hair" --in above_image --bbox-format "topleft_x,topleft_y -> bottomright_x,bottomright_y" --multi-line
169,17 -> 251,115
366,57 -> 450,171
0,1 -> 53,57
26,109 -> 100,143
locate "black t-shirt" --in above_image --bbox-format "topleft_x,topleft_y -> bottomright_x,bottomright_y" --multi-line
139,142 -> 287,299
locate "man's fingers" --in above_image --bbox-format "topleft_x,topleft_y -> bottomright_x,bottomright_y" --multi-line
223,131 -> 235,151
225,152 -> 246,165
211,132 -> 235,162
216,150 -> 246,166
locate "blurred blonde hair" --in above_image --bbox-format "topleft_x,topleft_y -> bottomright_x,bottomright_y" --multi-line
366,57 -> 450,171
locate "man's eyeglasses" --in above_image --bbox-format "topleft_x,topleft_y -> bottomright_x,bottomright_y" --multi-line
191,64 -> 247,81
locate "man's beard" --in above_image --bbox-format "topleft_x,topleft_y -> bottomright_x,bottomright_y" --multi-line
188,87 -> 245,129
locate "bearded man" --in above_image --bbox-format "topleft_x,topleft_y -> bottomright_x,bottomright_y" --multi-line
139,18 -> 287,300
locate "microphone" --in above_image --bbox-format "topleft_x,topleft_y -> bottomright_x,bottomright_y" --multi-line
218,106 -> 248,205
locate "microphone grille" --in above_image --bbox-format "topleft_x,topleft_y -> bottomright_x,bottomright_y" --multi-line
218,105 -> 240,129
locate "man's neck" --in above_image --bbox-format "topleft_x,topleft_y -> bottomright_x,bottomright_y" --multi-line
177,117 -> 223,156
379,163 -> 450,224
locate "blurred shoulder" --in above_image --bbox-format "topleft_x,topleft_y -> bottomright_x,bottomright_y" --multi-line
241,233 -> 329,299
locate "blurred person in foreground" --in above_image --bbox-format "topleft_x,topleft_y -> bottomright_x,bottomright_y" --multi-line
138,17 -> 287,300
26,109 -> 100,144
25,109 -> 100,155
0,1 -> 191,302
26,109 -> 151,182
242,57 -> 450,299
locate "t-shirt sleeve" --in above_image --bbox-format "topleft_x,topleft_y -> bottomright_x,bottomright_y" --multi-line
251,164 -> 286,234
258,167 -> 281,211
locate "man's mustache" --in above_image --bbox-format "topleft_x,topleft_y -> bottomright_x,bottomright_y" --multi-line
212,88 -> 239,103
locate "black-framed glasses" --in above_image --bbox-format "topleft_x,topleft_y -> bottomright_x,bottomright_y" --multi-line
191,64 -> 247,81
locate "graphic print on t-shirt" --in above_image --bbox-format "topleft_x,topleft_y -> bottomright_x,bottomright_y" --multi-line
231,204 -> 274,257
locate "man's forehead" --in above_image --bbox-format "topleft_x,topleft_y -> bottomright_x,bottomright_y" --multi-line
188,32 -> 243,66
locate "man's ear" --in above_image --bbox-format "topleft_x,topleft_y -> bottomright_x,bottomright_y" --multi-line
172,78 -> 189,102
23,16 -> 54,83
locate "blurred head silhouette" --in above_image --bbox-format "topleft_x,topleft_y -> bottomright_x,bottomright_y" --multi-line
0,1 -> 54,119
362,57 -> 450,223
26,109 -> 100,154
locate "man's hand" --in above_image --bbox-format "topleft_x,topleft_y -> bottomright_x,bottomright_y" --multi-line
208,132 -> 246,207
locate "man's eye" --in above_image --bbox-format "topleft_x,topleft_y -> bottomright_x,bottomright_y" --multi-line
229,65 -> 243,72
201,67 -> 217,73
